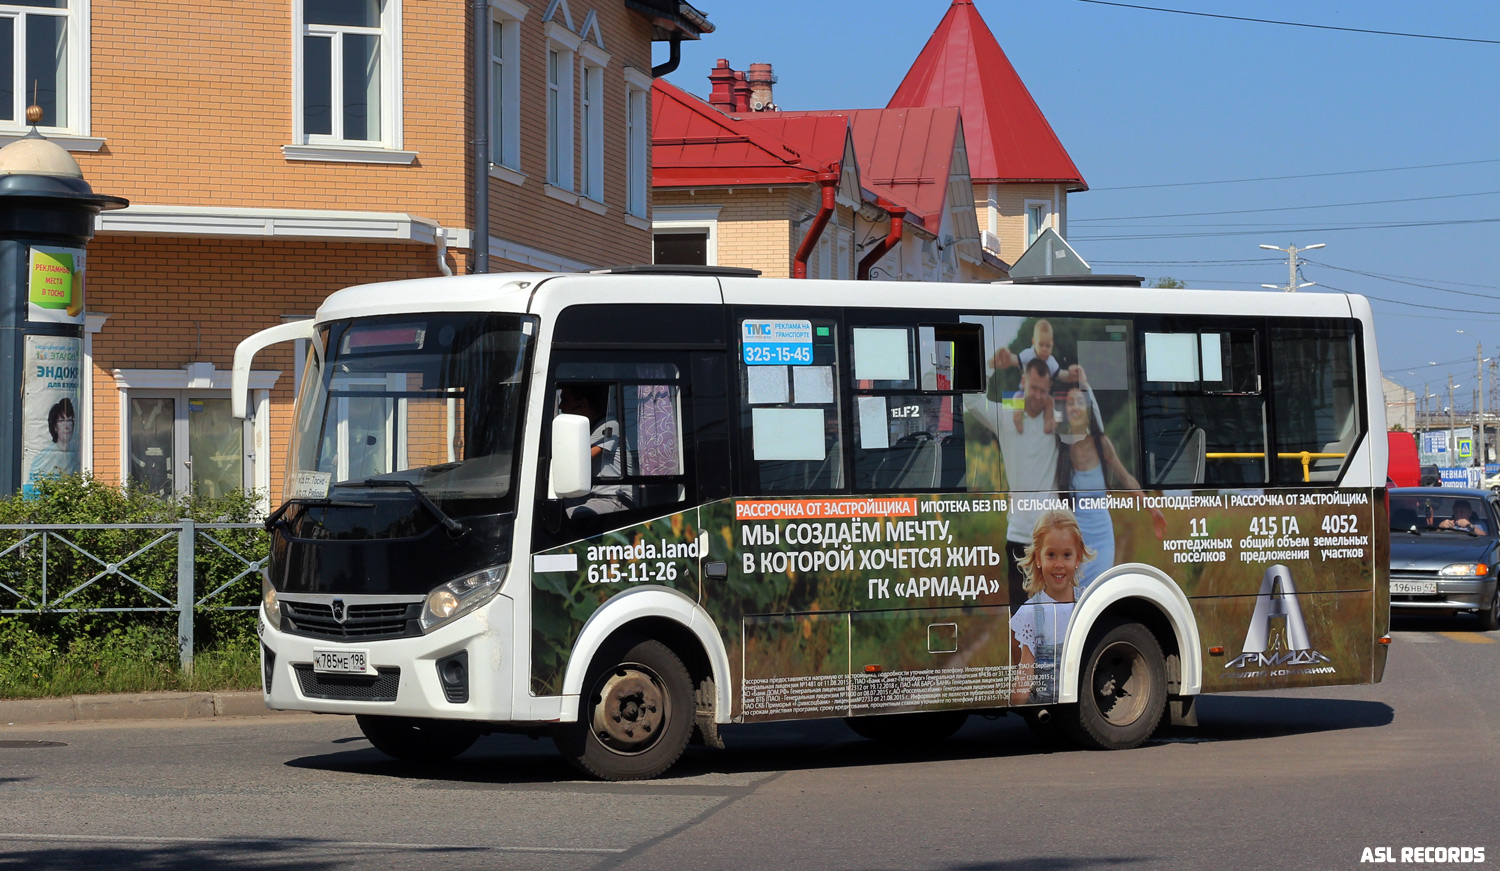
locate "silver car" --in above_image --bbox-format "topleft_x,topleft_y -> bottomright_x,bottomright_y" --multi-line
1389,487 -> 1500,631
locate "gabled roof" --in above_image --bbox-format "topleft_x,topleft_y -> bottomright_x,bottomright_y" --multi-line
651,79 -> 846,187
887,0 -> 1085,188
773,107 -> 965,232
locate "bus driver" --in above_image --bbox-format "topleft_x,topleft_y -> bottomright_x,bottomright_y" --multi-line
558,383 -> 632,521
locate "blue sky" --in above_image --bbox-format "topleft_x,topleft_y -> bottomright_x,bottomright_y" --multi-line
655,0 -> 1500,414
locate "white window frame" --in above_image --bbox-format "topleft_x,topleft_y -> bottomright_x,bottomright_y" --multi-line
0,0 -> 89,137
652,205 -> 720,266
624,66 -> 652,222
489,0 -> 526,181
292,0 -> 403,150
1024,199 -> 1052,248
328,373 -> 408,482
579,42 -> 608,206
544,22 -> 579,192
112,365 -> 280,513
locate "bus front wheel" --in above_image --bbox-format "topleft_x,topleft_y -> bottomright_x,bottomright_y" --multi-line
1064,621 -> 1167,751
356,715 -> 480,763
557,636 -> 694,781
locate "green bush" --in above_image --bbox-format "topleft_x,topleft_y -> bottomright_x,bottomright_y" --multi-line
0,475 -> 267,698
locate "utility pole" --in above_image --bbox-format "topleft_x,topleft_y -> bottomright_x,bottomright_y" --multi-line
1260,242 -> 1325,292
1459,330 -> 1484,467
1449,375 -> 1457,463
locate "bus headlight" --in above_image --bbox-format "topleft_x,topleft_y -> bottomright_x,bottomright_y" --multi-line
420,566 -> 507,632
262,577 -> 281,626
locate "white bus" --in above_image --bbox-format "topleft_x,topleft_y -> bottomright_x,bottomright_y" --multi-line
234,268 -> 1391,780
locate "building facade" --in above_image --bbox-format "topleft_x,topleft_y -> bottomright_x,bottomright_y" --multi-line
0,0 -> 710,506
650,0 -> 1083,280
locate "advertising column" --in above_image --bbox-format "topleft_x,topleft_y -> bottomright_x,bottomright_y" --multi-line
0,131 -> 127,497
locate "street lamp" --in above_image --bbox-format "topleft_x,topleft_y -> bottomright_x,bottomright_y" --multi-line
1260,242 -> 1325,292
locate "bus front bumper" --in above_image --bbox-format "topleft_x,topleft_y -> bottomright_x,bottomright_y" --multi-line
258,595 -> 516,722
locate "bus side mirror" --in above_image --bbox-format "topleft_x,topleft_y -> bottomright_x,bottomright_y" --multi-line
232,320 -> 318,419
551,414 -> 592,499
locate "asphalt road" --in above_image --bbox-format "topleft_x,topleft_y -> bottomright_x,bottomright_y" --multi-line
1,613 -> 1496,871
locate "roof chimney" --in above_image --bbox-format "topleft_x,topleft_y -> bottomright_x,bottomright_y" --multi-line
708,58 -> 737,112
731,70 -> 752,113
747,62 -> 777,111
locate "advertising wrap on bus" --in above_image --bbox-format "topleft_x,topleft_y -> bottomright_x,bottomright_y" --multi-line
531,486 -> 1380,718
235,270 -> 1388,780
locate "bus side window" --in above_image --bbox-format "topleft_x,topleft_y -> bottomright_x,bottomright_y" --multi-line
850,323 -> 982,492
738,317 -> 844,494
1269,321 -> 1362,484
544,360 -> 690,543
1139,325 -> 1267,487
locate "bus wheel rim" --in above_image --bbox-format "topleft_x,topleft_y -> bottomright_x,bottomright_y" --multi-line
1091,641 -> 1150,727
592,664 -> 668,754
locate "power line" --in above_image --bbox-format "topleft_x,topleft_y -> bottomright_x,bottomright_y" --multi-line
1319,283 -> 1500,316
1088,158 -> 1500,192
1091,258 -> 1281,265
1071,216 -> 1500,241
1072,189 -> 1500,222
1384,355 -> 1480,374
1301,260 -> 1500,293
1302,259 -> 1500,301
1069,0 -> 1500,45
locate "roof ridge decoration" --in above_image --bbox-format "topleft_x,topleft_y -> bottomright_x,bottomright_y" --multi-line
578,9 -> 605,48
542,0 -> 574,30
886,0 -> 1086,188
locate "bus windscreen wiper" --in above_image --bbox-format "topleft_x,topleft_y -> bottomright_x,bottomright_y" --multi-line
360,478 -> 468,537
263,497 -> 374,531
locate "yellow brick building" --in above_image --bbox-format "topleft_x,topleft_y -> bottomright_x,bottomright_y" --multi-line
0,0 -> 711,507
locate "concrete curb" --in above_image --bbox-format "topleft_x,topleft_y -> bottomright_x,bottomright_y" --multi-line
0,691 -> 293,727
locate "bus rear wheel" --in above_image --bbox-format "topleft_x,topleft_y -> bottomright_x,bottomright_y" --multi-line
845,711 -> 969,744
356,715 -> 480,763
557,636 -> 694,781
1064,621 -> 1167,751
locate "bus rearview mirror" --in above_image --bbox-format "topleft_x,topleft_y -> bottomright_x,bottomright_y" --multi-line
551,414 -> 593,499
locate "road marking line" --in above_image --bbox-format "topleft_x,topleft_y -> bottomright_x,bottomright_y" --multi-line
1400,633 -> 1440,643
0,833 -> 623,854
1437,631 -> 1496,644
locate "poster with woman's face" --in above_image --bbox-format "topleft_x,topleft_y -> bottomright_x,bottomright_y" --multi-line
21,335 -> 82,496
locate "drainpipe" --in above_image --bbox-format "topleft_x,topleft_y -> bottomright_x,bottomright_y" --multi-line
435,225 -> 453,276
857,202 -> 906,280
652,35 -> 683,77
792,175 -> 838,279
471,0 -> 490,272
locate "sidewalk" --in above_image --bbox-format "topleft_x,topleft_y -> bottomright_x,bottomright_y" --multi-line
0,691 -> 296,727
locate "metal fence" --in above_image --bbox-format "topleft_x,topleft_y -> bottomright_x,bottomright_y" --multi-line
0,521 -> 268,671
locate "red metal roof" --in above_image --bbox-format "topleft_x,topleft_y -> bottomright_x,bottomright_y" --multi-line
651,79 -> 844,187
773,107 -> 964,231
887,0 -> 1085,188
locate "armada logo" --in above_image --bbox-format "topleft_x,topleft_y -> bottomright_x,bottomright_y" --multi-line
1223,565 -> 1335,673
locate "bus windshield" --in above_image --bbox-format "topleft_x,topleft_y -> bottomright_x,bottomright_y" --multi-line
288,313 -> 534,515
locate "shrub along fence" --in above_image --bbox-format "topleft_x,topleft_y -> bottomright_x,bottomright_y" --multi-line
0,476 -> 267,677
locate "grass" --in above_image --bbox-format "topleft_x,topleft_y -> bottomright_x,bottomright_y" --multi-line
0,645 -> 261,700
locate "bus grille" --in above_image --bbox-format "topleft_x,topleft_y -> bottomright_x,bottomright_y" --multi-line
281,601 -> 421,641
293,665 -> 401,702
